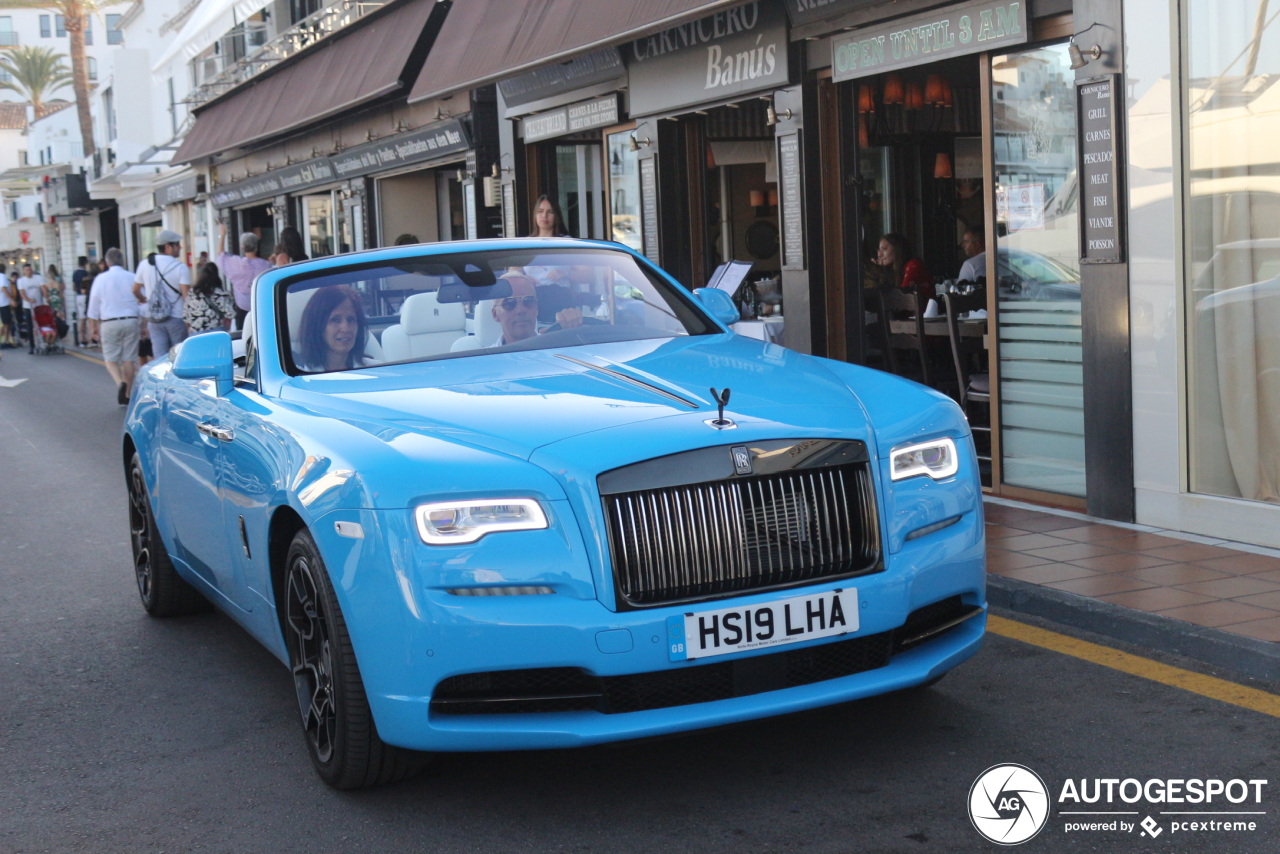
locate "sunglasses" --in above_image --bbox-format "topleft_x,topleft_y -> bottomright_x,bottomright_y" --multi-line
499,295 -> 539,310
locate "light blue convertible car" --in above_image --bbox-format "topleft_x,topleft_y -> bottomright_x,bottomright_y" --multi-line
123,239 -> 985,788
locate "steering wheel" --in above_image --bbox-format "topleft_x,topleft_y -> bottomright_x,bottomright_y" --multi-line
542,316 -> 608,334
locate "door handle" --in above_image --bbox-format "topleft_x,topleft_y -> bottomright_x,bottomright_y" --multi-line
197,421 -> 235,442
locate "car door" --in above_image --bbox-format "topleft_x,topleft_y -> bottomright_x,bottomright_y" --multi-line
157,376 -> 234,594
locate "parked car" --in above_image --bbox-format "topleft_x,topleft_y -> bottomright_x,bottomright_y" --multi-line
123,239 -> 986,788
995,248 -> 1081,301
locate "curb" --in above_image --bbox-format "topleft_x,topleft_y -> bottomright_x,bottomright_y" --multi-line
987,575 -> 1280,684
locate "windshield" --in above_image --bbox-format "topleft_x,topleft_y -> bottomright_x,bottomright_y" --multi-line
280,246 -> 714,374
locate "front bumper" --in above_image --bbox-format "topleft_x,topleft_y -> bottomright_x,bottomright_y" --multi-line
317,503 -> 986,752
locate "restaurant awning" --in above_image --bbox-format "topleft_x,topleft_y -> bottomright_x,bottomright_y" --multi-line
172,0 -> 446,165
408,0 -> 743,104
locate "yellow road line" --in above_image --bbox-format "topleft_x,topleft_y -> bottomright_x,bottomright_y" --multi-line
65,349 -> 103,366
988,615 -> 1280,719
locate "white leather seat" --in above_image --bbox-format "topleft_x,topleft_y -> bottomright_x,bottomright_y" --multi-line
450,299 -> 501,351
382,291 -> 467,361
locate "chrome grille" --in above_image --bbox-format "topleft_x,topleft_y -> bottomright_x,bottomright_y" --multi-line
603,463 -> 880,608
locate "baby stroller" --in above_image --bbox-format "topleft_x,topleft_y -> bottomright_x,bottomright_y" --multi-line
32,305 -> 65,355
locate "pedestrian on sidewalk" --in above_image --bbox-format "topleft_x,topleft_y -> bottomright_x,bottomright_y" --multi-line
132,229 -> 190,358
184,262 -> 234,334
0,263 -> 15,348
87,248 -> 141,405
17,263 -> 46,354
217,222 -> 271,330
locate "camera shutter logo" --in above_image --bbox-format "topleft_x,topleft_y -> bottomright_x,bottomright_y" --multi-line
969,764 -> 1051,845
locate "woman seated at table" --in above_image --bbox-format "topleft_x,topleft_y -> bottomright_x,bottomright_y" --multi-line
294,284 -> 378,372
872,232 -> 933,297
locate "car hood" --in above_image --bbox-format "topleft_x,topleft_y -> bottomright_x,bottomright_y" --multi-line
277,335 -> 873,463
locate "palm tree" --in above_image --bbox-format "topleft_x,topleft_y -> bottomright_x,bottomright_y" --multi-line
0,45 -> 72,118
0,1 -> 118,157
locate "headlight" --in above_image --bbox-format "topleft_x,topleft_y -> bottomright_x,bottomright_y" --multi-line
890,438 -> 959,481
414,499 -> 548,544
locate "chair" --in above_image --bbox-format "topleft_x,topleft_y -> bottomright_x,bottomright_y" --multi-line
876,287 -> 933,386
942,291 -> 991,467
450,299 -> 501,351
381,291 -> 467,361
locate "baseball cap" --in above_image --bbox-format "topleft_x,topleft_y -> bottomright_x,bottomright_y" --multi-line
157,229 -> 183,246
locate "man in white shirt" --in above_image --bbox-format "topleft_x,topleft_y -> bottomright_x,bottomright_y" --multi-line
89,248 -> 142,405
17,263 -> 46,354
132,229 -> 191,358
488,275 -> 582,346
0,262 -> 13,348
958,228 -> 987,283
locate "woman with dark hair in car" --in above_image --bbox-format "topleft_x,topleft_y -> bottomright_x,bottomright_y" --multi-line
296,285 -> 371,372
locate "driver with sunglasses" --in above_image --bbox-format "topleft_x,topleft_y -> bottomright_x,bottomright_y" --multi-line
490,274 -> 582,345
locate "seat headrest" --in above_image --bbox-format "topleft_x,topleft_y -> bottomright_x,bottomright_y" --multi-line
401,291 -> 466,334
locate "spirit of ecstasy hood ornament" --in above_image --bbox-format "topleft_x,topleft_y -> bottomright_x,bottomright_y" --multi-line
706,387 -> 735,429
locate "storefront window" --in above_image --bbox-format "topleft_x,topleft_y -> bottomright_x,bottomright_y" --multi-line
991,43 -> 1085,497
304,195 -> 334,258
1186,2 -> 1280,503
607,130 -> 642,253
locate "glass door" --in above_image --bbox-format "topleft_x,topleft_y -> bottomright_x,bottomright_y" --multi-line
606,129 -> 642,253
991,43 -> 1085,496
303,194 -> 335,258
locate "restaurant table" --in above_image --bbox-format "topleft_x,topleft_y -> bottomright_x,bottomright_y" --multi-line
733,315 -> 785,344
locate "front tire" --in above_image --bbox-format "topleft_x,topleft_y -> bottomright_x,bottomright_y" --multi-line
127,452 -> 207,617
283,529 -> 426,789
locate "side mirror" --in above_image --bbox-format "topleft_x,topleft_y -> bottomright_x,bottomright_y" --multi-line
171,331 -> 234,396
692,288 -> 740,327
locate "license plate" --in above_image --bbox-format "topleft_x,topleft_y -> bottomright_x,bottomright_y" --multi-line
666,588 -> 858,661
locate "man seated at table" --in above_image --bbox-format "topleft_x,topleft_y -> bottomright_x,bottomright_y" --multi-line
958,228 -> 987,283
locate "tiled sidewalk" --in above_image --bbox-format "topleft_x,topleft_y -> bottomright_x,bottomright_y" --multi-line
985,499 -> 1280,644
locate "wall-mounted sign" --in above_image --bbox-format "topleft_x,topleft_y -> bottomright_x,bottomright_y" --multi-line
778,133 -> 805,270
639,157 -> 660,264
156,174 -> 199,206
211,157 -> 334,207
499,48 -> 625,109
522,94 -> 621,143
831,0 -> 1027,81
330,119 -> 470,180
626,0 -> 790,116
1077,74 -> 1124,264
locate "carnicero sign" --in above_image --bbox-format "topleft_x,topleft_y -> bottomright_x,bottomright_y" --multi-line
626,0 -> 789,116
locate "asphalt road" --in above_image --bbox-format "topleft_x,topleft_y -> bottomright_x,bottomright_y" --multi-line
1,348 -> 1277,853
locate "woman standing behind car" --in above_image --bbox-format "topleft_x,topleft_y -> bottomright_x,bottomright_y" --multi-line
272,226 -> 309,267
184,262 -> 234,334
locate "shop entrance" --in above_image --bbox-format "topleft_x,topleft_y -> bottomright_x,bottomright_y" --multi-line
235,205 -> 275,265
375,166 -> 464,245
828,35 -> 1085,500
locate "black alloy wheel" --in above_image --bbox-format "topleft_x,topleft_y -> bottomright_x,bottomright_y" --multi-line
127,452 -> 206,617
283,529 -> 426,789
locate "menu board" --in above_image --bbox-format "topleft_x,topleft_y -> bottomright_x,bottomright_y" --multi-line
778,133 -> 805,270
1077,75 -> 1124,264
640,157 -> 660,265
464,185 -> 477,241
502,183 -> 516,238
